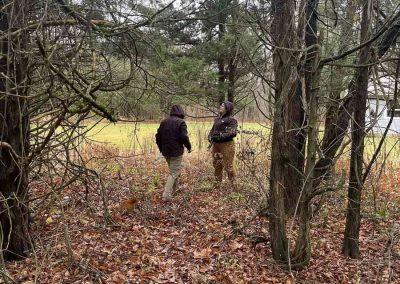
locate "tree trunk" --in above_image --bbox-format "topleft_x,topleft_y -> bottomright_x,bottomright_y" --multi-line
217,58 -> 225,104
290,0 -> 319,268
268,0 -> 298,262
227,55 -> 236,103
269,0 -> 305,216
217,22 -> 226,104
283,83 -> 305,214
342,0 -> 372,259
0,0 -> 31,261
269,120 -> 289,262
292,200 -> 312,266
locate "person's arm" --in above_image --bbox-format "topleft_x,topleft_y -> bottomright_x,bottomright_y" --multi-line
179,121 -> 192,152
208,121 -> 217,143
155,125 -> 162,153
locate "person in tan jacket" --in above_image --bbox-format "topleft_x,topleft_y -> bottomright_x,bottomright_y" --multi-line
208,101 -> 238,188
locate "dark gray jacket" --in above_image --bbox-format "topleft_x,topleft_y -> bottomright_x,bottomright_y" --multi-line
208,101 -> 238,143
156,105 -> 192,157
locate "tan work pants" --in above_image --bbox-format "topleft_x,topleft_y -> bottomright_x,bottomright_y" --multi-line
212,141 -> 235,185
162,156 -> 183,201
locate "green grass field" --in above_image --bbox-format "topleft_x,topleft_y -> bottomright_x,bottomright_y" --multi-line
84,121 -> 269,152
83,121 -> 400,161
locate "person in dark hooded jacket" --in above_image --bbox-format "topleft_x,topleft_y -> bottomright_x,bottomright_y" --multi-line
156,105 -> 192,201
208,101 -> 237,188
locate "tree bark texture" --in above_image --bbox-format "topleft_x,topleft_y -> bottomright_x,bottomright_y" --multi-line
268,0 -> 298,262
0,0 -> 31,261
218,22 -> 226,104
291,0 -> 319,268
342,0 -> 372,259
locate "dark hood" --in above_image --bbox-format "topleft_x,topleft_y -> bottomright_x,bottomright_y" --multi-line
170,105 -> 185,119
223,101 -> 234,117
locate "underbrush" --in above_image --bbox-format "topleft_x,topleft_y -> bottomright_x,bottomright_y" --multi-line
7,144 -> 400,283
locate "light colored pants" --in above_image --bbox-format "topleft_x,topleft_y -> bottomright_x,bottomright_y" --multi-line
162,156 -> 183,200
212,141 -> 235,185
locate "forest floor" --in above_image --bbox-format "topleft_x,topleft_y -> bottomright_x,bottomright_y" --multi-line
7,150 -> 400,283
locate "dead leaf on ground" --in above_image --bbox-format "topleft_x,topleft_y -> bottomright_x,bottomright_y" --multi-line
230,240 -> 243,250
193,247 -> 212,259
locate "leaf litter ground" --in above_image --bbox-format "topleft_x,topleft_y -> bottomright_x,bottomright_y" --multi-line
7,153 -> 400,283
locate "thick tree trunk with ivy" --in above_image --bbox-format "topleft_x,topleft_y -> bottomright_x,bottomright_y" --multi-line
0,0 -> 31,260
342,0 -> 372,259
